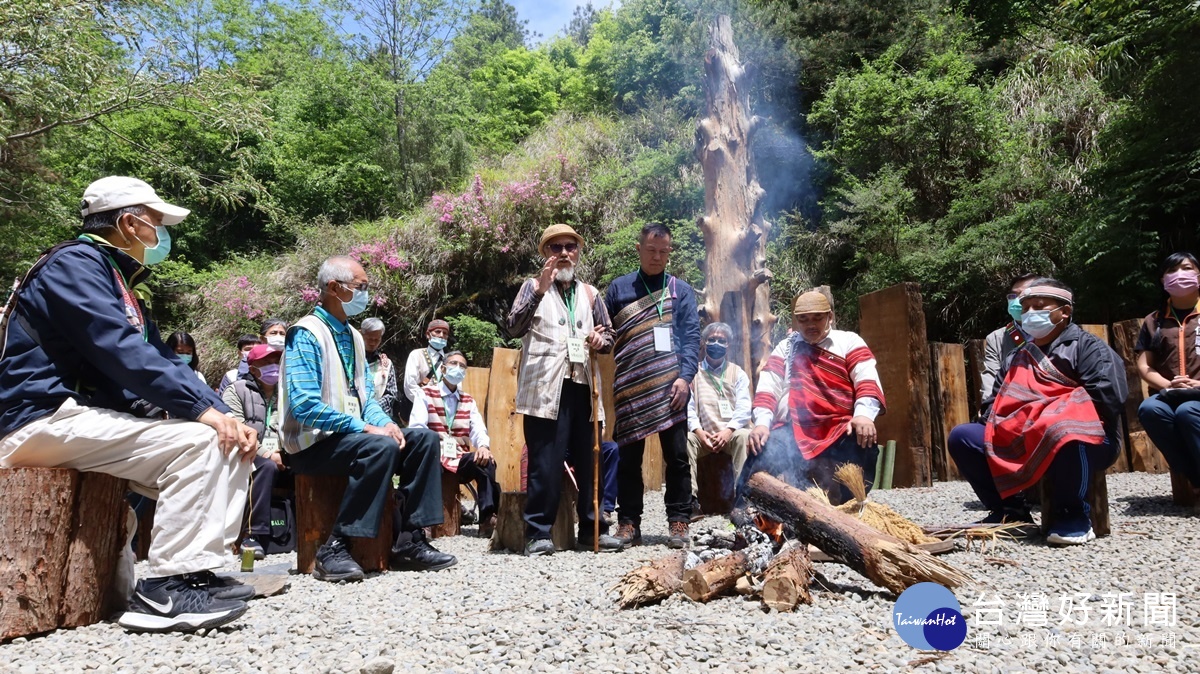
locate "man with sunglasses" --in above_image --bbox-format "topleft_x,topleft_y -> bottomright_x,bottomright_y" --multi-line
685,322 -> 751,521
505,224 -> 622,555
280,255 -> 456,580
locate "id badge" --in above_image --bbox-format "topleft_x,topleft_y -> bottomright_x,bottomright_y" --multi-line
261,436 -> 280,455
653,325 -> 673,352
567,337 -> 587,364
440,437 -> 459,459
717,399 -> 734,419
344,395 -> 362,419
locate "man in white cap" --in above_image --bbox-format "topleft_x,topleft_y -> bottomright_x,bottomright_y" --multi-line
738,291 -> 886,506
0,177 -> 258,633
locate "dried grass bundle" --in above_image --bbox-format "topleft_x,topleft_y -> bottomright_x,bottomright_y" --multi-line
831,464 -> 938,546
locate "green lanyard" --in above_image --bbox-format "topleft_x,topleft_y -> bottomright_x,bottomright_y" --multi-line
263,397 -> 275,438
315,311 -> 357,392
703,362 -> 728,400
560,283 -> 577,336
639,272 -> 669,322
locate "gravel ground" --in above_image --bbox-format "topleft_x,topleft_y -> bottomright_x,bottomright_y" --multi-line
2,472 -> 1197,673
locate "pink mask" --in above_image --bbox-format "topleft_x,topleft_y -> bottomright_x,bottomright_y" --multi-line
1163,270 -> 1200,297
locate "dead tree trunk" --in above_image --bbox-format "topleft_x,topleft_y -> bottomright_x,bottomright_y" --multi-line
761,543 -> 813,611
696,14 -> 776,376
613,552 -> 686,609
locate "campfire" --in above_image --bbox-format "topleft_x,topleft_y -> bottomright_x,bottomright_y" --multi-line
614,470 -> 973,612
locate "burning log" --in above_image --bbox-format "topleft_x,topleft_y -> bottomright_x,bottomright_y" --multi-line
613,553 -> 686,609
746,473 -> 972,595
682,551 -> 749,603
761,542 -> 813,612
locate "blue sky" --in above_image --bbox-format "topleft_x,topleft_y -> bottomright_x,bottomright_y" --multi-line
511,0 -> 618,43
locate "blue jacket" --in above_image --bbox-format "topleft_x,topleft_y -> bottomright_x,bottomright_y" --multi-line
0,237 -> 228,437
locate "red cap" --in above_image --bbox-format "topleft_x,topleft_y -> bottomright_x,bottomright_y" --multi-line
246,343 -> 281,364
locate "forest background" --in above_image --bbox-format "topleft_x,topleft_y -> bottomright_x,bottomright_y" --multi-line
3,0 -> 1197,380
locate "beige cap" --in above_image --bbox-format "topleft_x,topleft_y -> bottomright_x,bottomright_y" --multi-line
792,291 -> 832,316
80,176 -> 190,226
538,223 -> 583,257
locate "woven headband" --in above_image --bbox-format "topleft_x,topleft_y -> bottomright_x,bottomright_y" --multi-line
1020,286 -> 1073,305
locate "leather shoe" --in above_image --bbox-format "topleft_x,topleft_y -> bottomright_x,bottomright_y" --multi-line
391,534 -> 458,571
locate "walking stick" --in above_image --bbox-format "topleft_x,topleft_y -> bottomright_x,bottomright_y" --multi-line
590,347 -> 602,553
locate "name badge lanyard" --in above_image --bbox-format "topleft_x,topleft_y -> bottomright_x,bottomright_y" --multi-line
639,272 -> 671,324
315,312 -> 359,396
105,256 -> 148,342
703,364 -> 729,401
561,283 -> 589,367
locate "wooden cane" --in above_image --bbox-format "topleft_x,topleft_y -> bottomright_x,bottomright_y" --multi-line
589,347 -> 602,553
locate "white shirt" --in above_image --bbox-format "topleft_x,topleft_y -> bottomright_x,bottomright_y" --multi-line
408,382 -> 490,449
687,358 -> 752,432
403,346 -> 444,402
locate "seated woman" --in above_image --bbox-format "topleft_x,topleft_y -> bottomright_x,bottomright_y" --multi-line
165,331 -> 207,385
221,343 -> 288,559
408,351 -> 501,537
1136,252 -> 1200,490
737,291 -> 884,506
948,278 -> 1126,545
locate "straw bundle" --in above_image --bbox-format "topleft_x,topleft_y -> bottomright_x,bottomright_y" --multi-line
832,464 -> 938,545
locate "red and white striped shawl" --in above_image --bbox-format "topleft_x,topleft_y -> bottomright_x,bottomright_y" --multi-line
753,331 -> 886,459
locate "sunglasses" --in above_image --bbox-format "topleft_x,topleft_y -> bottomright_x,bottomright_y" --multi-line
548,242 -> 578,255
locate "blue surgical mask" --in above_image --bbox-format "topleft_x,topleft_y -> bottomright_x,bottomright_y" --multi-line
1021,309 -> 1060,339
341,287 -> 369,317
1007,298 -> 1023,324
429,336 -> 447,351
177,353 -> 193,365
443,365 -> 466,385
131,216 -> 171,265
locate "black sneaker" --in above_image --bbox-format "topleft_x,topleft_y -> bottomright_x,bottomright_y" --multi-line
314,537 -> 365,582
390,531 -> 458,571
184,570 -> 256,601
118,576 -> 248,633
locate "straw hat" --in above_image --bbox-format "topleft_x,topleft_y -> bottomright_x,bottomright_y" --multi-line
538,223 -> 583,257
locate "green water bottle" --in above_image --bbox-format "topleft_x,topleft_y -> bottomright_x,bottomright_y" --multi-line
241,546 -> 255,573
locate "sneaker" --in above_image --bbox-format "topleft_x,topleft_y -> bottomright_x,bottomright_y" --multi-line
391,531 -> 458,571
689,496 -> 705,523
478,514 -> 497,539
601,511 -> 616,527
1046,525 -> 1094,546
314,537 -> 365,582
184,570 -> 256,601
118,576 -> 248,633
576,532 -> 624,552
524,538 -> 555,556
667,521 -> 690,549
614,522 -> 641,547
240,537 -> 265,561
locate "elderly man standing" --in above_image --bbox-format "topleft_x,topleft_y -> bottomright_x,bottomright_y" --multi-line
605,222 -> 701,549
0,177 -> 257,633
280,256 -> 455,580
739,291 -> 886,506
361,317 -> 399,421
505,224 -> 623,555
686,322 -> 752,519
398,319 -> 450,423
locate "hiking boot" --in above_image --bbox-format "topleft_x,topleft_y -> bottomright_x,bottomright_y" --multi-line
614,522 -> 641,547
667,521 -> 690,549
118,575 -> 248,633
391,531 -> 458,571
689,496 -> 705,523
577,532 -> 624,552
478,514 -> 497,539
524,538 -> 555,556
240,536 -> 265,561
314,536 -> 365,582
184,570 -> 256,601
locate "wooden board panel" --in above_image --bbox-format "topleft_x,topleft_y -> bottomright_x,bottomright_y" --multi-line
1110,319 -> 1148,473
857,283 -> 933,487
643,434 -> 664,491
597,353 -> 617,442
1080,323 -> 1110,343
928,343 -> 968,481
486,348 -> 525,492
965,339 -> 986,419
463,366 -> 491,419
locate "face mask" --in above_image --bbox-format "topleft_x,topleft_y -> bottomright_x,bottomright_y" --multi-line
177,353 -> 193,365
1007,298 -> 1024,323
1021,309 -> 1061,339
129,216 -> 171,265
443,365 -> 466,386
705,343 -> 727,360
341,287 -> 369,317
237,356 -> 250,376
429,336 -> 447,351
266,335 -> 286,349
1163,270 -> 1200,298
255,364 -> 280,386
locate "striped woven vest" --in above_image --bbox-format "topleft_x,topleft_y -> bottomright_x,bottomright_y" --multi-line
422,385 -> 474,450
693,361 -> 744,434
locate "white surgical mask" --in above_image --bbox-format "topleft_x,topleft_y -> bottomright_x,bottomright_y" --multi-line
443,366 -> 466,386
266,335 -> 285,349
1021,309 -> 1061,339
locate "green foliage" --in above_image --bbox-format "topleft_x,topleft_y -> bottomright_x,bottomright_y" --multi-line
445,314 -> 514,366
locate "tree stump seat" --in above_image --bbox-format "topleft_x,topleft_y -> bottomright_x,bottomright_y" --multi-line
695,453 -> 734,516
490,477 -> 578,553
294,474 -> 394,574
1037,468 -> 1110,538
1171,469 -> 1199,508
0,467 -> 129,641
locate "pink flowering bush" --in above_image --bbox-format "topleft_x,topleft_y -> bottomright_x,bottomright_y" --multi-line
203,276 -> 267,322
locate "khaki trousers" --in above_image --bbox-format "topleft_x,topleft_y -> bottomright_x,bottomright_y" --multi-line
686,427 -> 750,496
0,399 -> 251,577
